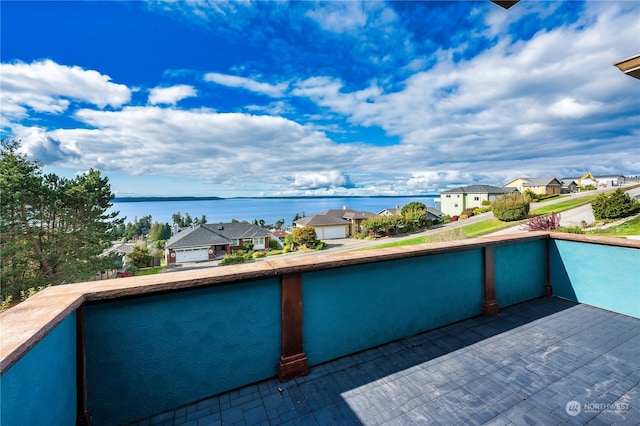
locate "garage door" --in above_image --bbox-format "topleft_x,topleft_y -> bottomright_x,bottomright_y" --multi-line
318,226 -> 346,240
176,248 -> 209,263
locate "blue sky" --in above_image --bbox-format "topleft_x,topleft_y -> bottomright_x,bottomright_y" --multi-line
2,1 -> 639,197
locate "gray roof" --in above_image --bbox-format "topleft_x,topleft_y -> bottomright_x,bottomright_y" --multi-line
295,208 -> 376,227
441,185 -> 510,195
296,214 -> 349,227
166,225 -> 231,249
166,223 -> 270,249
342,211 -> 376,220
519,177 -> 561,187
204,223 -> 271,239
378,207 -> 402,215
426,207 -> 445,219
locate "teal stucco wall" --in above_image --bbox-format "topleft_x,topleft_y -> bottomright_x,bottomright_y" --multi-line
84,278 -> 281,425
0,313 -> 77,426
302,250 -> 484,366
550,240 -> 639,318
495,240 -> 547,308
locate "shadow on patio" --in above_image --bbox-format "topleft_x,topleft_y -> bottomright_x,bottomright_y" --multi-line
130,296 -> 639,425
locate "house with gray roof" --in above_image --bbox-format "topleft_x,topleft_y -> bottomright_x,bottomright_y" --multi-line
439,185 -> 512,217
165,223 -> 270,264
295,207 -> 376,239
503,177 -> 562,195
378,205 -> 445,222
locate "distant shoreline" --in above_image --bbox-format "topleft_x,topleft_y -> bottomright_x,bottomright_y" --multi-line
112,195 -> 439,203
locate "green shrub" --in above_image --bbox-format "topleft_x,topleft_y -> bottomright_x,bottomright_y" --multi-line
581,185 -> 597,191
0,295 -> 13,312
268,239 -> 281,250
292,226 -> 318,248
591,189 -> 638,220
219,252 -> 247,266
315,241 -> 326,250
556,226 -> 586,234
252,251 -> 265,259
492,193 -> 531,221
523,189 -> 540,201
459,214 -> 468,220
266,249 -> 284,256
20,285 -> 50,301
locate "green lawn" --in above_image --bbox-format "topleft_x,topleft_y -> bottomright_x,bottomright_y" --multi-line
530,194 -> 597,215
461,217 -> 523,238
587,215 -> 640,237
135,266 -> 164,276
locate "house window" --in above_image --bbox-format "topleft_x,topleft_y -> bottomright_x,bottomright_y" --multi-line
446,195 -> 451,198
454,204 -> 458,208
474,196 -> 480,201
457,194 -> 460,198
253,237 -> 264,245
231,239 -> 239,246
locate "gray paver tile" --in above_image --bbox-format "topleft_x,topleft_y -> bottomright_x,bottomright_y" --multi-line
125,299 -> 639,426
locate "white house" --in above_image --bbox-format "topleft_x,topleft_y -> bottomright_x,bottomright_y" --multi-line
439,185 -> 513,217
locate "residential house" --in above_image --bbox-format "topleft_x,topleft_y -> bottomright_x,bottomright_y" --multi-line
560,179 -> 578,193
503,177 -> 562,196
378,205 -> 445,222
165,223 -> 270,264
269,230 -> 289,248
295,207 -> 376,239
377,205 -> 402,216
439,185 -> 512,217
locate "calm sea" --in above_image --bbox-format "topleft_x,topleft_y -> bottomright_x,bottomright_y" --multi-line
110,196 -> 439,227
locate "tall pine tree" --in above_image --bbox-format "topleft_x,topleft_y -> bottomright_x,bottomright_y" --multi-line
0,139 -> 122,298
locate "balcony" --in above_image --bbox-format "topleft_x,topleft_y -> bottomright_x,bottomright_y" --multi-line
1,232 -> 638,425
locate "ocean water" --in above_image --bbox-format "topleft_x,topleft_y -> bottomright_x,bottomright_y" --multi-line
110,196 -> 439,227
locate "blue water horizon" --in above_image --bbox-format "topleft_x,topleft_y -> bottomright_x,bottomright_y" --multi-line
110,195 -> 440,227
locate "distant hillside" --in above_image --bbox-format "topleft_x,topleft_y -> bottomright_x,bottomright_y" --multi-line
113,196 -> 223,203
113,194 -> 438,202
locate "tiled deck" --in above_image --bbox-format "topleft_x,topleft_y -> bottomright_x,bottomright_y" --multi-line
129,297 -> 639,426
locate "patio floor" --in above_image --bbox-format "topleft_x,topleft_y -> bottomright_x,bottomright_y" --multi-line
128,297 -> 640,425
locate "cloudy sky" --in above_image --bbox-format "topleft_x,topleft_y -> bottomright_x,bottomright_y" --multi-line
2,1 -> 639,197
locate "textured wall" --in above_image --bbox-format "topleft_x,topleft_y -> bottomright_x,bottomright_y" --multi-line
84,279 -> 280,425
550,240 -> 640,318
302,250 -> 484,366
0,313 -> 77,426
495,239 -> 547,307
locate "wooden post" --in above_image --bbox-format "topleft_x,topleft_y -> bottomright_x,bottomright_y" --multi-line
76,306 -> 92,426
278,273 -> 308,381
482,246 -> 500,316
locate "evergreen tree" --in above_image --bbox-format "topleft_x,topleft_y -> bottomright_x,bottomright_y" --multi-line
0,139 -> 121,298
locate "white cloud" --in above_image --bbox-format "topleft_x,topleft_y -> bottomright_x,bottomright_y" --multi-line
0,59 -> 131,119
292,171 -> 351,189
305,2 -> 367,33
20,105 -> 361,190
204,72 -> 287,97
148,85 -> 197,105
